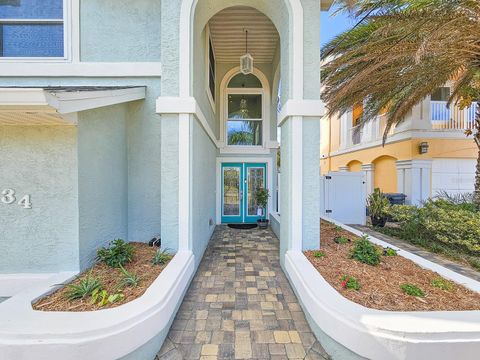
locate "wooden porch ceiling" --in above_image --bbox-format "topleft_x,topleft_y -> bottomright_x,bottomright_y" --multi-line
208,6 -> 279,64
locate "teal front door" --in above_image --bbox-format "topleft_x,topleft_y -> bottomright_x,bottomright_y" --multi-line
221,162 -> 267,224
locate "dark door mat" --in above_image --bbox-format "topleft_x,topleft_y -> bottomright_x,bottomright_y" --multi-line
228,223 -> 258,230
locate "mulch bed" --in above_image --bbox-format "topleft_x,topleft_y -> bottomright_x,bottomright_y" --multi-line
33,243 -> 171,312
305,221 -> 480,311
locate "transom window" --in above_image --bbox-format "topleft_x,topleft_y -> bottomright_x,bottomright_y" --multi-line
0,0 -> 66,58
226,73 -> 263,146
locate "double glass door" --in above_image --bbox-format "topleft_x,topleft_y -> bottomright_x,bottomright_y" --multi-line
221,163 -> 267,224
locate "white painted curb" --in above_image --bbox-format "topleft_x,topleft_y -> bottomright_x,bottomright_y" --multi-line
285,220 -> 480,359
0,251 -> 195,360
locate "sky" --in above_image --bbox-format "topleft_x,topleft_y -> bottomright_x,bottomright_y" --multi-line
320,5 -> 356,49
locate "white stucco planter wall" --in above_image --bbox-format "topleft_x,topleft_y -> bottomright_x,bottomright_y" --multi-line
0,251 -> 195,360
284,218 -> 480,360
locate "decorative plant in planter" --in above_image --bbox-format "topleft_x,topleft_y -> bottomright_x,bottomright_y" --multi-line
367,188 -> 390,227
255,187 -> 270,229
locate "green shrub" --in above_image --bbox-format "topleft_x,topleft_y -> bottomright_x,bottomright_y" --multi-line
97,239 -> 135,268
431,277 -> 453,291
350,235 -> 381,266
367,188 -> 391,222
313,251 -> 326,258
383,247 -> 397,256
334,236 -> 350,244
435,191 -> 476,212
152,248 -> 173,265
117,265 -> 140,289
65,272 -> 102,301
400,283 -> 425,297
90,289 -> 124,307
387,200 -> 480,256
341,275 -> 360,290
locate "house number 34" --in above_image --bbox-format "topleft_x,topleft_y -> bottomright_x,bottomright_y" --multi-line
1,189 -> 32,209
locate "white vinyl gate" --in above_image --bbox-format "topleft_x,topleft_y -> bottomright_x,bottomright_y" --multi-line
320,172 -> 367,225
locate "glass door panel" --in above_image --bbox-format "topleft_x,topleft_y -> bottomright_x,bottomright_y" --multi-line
244,163 -> 267,223
221,162 -> 267,224
221,164 -> 243,223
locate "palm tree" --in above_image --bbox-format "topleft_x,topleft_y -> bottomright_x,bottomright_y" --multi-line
321,0 -> 480,206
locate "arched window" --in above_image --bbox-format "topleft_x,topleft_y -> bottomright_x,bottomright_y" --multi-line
225,73 -> 264,146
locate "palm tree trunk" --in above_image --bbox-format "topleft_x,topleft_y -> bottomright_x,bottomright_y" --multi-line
474,107 -> 480,209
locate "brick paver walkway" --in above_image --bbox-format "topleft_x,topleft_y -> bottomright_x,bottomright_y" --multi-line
157,225 -> 330,360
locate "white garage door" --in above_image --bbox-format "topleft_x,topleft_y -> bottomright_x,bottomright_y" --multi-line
432,158 -> 476,195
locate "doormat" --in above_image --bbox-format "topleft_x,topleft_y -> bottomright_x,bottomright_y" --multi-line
228,223 -> 258,230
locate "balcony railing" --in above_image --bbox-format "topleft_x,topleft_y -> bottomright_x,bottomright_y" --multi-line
346,116 -> 394,147
431,101 -> 478,130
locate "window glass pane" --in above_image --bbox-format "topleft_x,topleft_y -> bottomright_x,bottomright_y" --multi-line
1,23 -> 63,57
247,168 -> 265,216
228,73 -> 262,88
0,0 -> 63,19
208,37 -> 215,101
223,167 -> 240,216
227,120 -> 262,146
431,87 -> 450,101
228,94 -> 262,119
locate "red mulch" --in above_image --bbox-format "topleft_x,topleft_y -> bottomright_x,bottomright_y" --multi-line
33,243 -> 171,312
304,221 -> 480,311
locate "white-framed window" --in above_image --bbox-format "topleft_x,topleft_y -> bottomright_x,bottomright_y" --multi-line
226,73 -> 264,147
205,25 -> 216,111
0,0 -> 70,60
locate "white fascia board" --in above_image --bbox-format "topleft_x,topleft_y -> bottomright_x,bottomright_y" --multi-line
278,99 -> 325,126
0,88 -> 50,108
45,87 -> 146,114
0,62 -> 162,77
0,87 -> 146,125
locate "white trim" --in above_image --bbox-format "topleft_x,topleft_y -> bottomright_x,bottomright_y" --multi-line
156,96 -> 220,148
219,66 -> 271,151
0,87 -> 146,125
332,128 -> 471,157
0,87 -> 146,113
277,99 -> 325,126
216,157 -> 273,225
0,252 -> 195,360
205,24 -> 216,113
180,0 -> 304,99
0,62 -> 163,77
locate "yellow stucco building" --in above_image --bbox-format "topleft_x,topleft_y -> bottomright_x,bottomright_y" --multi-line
320,87 -> 478,204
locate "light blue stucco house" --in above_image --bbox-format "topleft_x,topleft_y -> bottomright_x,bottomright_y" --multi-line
0,0 -> 328,276
0,0 -> 332,358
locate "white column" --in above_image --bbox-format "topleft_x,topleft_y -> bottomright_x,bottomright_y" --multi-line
178,113 -> 192,252
362,163 -> 375,196
339,166 -> 349,172
340,111 -> 352,149
396,160 -> 432,205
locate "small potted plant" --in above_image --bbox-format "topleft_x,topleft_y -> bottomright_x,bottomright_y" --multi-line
255,187 -> 270,229
367,188 -> 390,227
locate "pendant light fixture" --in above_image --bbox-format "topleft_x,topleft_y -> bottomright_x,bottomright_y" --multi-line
240,29 -> 253,75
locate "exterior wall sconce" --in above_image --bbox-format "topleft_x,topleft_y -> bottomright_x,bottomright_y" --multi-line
419,141 -> 429,154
